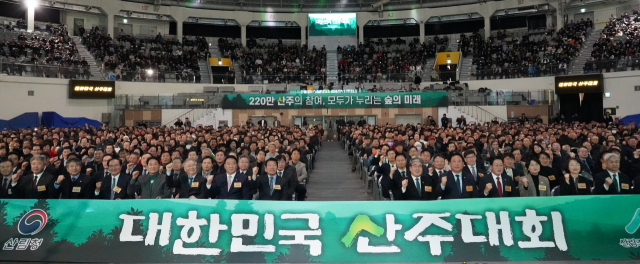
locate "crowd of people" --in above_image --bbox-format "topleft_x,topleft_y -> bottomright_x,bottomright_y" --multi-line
344,115 -> 640,200
336,37 -> 436,85
584,12 -> 640,73
472,19 -> 592,80
83,30 -> 206,83
0,120 -> 325,200
0,24 -> 91,79
236,41 -> 327,85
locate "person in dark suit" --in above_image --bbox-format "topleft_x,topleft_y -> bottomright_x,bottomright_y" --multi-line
165,157 -> 185,198
255,158 -> 290,200
94,158 -> 132,200
55,158 -> 95,199
441,114 -> 449,128
502,153 -> 524,183
10,155 -> 58,199
210,156 -> 251,200
258,116 -> 268,127
558,158 -> 593,195
462,150 -> 484,184
427,154 -> 448,185
0,160 -> 17,198
175,158 -> 208,199
121,152 -> 143,176
478,157 -> 519,198
127,157 -> 172,199
92,154 -> 113,184
577,146 -> 595,176
397,157 -> 435,200
593,153 -> 633,195
435,152 -> 478,199
273,117 -> 281,127
276,154 -> 303,201
379,150 -> 409,200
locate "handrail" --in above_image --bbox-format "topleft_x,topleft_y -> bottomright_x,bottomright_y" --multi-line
161,94 -> 220,126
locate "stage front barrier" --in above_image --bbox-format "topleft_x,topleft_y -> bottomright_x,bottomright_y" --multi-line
1,196 -> 640,262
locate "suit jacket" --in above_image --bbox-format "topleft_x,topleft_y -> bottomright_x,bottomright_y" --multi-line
258,120 -> 268,127
58,174 -> 95,199
517,174 -> 551,197
462,165 -> 485,185
255,174 -> 289,200
280,165 -> 299,200
539,166 -> 560,189
634,175 -> 640,194
478,172 -> 519,198
166,169 -> 185,197
92,170 -> 111,185
435,171 -> 478,199
0,176 -> 16,199
273,120 -> 281,127
593,171 -> 633,195
176,173 -> 208,199
558,175 -> 593,196
379,164 -> 409,199
121,164 -> 143,176
502,167 -> 525,184
577,157 -> 595,175
128,173 -> 172,199
95,174 -> 133,200
398,175 -> 435,200
212,171 -> 251,200
10,172 -> 57,199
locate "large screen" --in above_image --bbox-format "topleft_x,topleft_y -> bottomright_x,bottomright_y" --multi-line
308,13 -> 356,36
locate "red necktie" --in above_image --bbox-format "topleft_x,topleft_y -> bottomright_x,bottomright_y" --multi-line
496,176 -> 502,197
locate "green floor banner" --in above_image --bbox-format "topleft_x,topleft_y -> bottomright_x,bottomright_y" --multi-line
220,92 -> 448,109
1,196 -> 639,263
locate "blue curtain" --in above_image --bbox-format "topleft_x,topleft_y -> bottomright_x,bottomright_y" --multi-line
0,112 -> 39,130
41,112 -> 102,128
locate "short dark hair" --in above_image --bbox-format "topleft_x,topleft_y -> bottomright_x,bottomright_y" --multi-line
489,156 -> 503,166
266,157 -> 278,166
202,156 -> 214,163
225,156 -> 238,164
463,150 -> 476,158
447,152 -> 463,162
108,158 -> 122,166
146,157 -> 159,164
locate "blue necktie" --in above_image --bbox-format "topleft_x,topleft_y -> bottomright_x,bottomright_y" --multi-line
415,178 -> 421,195
455,175 -> 461,194
582,159 -> 591,173
269,176 -> 275,195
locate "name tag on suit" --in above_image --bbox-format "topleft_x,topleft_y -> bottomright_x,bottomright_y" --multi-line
424,186 -> 432,192
505,185 -> 511,192
72,187 -> 82,193
539,185 -> 547,191
234,182 -> 242,188
466,186 -> 473,192
113,186 -> 122,193
274,185 -> 281,190
548,175 -> 556,181
191,182 -> 199,188
622,183 -> 629,190
37,186 -> 46,192
578,183 -> 587,189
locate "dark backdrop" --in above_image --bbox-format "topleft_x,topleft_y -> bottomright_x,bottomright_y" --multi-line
363,24 -> 419,38
490,15 -> 546,30
425,19 -> 484,35
182,23 -> 241,38
247,26 -> 301,39
559,93 -> 603,123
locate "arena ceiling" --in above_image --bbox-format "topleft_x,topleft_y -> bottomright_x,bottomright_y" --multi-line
123,0 -> 502,12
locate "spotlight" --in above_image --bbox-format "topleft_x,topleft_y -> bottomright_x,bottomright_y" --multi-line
147,69 -> 154,75
26,0 -> 39,8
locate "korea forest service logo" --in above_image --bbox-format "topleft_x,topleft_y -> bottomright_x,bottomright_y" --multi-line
3,209 -> 46,251
620,208 -> 640,248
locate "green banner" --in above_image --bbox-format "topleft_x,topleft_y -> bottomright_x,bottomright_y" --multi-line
221,92 -> 448,109
1,197 -> 640,262
309,13 -> 356,36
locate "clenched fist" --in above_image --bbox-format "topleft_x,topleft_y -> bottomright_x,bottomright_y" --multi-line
165,163 -> 173,171
86,168 -> 93,175
95,182 -> 102,191
21,161 -> 28,170
401,179 -> 408,190
56,175 -> 65,185
126,163 -> 135,172
484,183 -> 493,194
604,177 -> 613,187
252,167 -> 259,176
132,171 -> 140,179
11,173 -> 20,184
207,175 -> 214,184
428,167 -> 434,174
522,177 -> 529,187
440,175 -> 447,187
564,173 -> 570,183
390,166 -> 397,178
